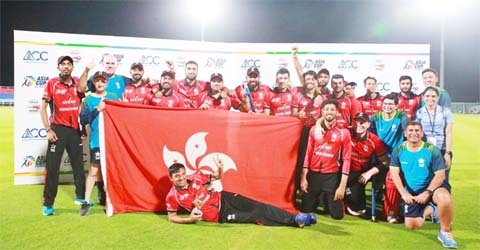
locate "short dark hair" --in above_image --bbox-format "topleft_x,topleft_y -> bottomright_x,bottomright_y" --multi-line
331,74 -> 344,81
168,163 -> 185,177
303,70 -> 317,80
363,76 -> 377,84
422,68 -> 438,76
383,93 -> 399,105
321,99 -> 339,109
398,75 -> 412,83
423,86 -> 439,96
185,60 -> 198,67
406,120 -> 423,130
317,68 -> 330,76
276,68 -> 290,76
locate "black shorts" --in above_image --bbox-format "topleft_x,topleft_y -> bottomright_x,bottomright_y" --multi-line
90,147 -> 101,164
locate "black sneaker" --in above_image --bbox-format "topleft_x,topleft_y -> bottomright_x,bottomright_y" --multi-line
98,191 -> 106,206
79,201 -> 90,216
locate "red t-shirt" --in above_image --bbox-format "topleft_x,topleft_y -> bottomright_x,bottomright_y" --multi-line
165,173 -> 221,222
42,76 -> 84,129
234,84 -> 272,113
266,88 -> 295,116
328,93 -> 362,128
123,82 -> 151,104
175,79 -> 207,108
196,91 -> 234,110
149,90 -> 185,107
397,92 -> 421,120
292,90 -> 322,127
350,132 -> 387,172
304,122 -> 352,174
357,93 -> 384,117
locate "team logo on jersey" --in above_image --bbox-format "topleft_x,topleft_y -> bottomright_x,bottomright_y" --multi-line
163,132 -> 237,191
418,158 -> 425,168
391,124 -> 397,131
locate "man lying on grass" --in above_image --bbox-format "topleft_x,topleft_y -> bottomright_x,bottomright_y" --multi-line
165,157 -> 316,228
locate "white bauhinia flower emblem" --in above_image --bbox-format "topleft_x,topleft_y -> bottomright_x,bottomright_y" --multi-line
163,132 -> 237,191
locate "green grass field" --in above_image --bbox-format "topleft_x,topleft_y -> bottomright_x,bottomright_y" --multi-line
1,106 -> 479,249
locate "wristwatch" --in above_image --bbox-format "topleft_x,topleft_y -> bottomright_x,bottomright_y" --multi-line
426,189 -> 434,196
446,151 -> 453,157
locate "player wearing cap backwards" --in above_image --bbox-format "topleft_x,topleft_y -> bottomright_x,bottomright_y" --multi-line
40,55 -> 88,216
357,76 -> 384,117
345,112 -> 389,216
175,60 -> 208,108
326,74 -> 362,128
123,62 -> 151,104
265,68 -> 295,116
86,53 -> 129,100
396,75 -> 422,120
196,73 -> 241,110
234,66 -> 273,114
370,93 -> 409,223
300,99 -> 352,220
149,70 -> 185,107
165,159 -> 317,228
78,71 -> 118,216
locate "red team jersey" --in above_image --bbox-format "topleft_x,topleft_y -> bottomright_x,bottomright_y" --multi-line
292,90 -> 322,127
149,90 -> 185,107
350,132 -> 387,172
304,122 -> 352,174
123,82 -> 151,104
234,84 -> 272,113
357,93 -> 384,117
175,79 -> 208,108
42,76 -> 84,129
397,92 -> 421,120
266,89 -> 295,116
165,173 -> 221,222
328,93 -> 362,128
196,91 -> 237,110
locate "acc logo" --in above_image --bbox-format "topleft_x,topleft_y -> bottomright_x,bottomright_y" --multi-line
22,76 -> 49,88
377,82 -> 391,92
23,51 -> 48,62
140,55 -> 161,65
21,156 -> 36,168
241,59 -> 261,69
22,128 -> 47,140
205,57 -> 226,69
303,59 -> 325,70
338,60 -> 359,70
26,99 -> 41,112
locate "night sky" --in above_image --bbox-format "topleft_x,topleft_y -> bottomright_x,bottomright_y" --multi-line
1,0 -> 478,101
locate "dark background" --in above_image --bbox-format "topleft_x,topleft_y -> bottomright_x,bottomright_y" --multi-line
1,0 -> 479,101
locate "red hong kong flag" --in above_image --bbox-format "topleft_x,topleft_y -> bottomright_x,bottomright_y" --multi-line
100,100 -> 303,216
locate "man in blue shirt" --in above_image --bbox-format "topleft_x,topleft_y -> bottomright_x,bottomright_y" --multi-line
390,121 -> 457,249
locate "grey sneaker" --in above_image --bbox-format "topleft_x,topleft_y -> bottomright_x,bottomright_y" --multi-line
79,201 -> 90,216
